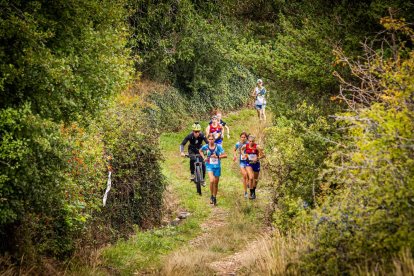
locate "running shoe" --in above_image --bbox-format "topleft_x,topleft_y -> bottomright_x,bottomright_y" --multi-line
213,196 -> 217,206
190,174 -> 195,180
210,195 -> 214,204
244,192 -> 248,198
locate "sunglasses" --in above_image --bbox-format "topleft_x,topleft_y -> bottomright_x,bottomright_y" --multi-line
194,131 -> 200,133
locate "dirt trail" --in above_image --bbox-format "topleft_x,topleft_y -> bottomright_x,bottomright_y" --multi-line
208,229 -> 273,275
189,207 -> 229,247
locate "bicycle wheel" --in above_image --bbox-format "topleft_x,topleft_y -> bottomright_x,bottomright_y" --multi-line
195,165 -> 202,195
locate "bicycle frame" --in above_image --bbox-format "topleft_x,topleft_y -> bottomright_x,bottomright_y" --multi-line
186,154 -> 204,195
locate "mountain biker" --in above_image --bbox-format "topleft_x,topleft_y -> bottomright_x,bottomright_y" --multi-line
251,79 -> 267,122
241,135 -> 265,199
200,133 -> 227,205
209,110 -> 230,140
233,132 -> 249,198
180,122 -> 208,183
205,115 -> 223,145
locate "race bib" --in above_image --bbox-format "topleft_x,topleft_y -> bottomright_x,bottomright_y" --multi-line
210,157 -> 219,165
214,132 -> 220,139
240,154 -> 247,160
248,154 -> 257,161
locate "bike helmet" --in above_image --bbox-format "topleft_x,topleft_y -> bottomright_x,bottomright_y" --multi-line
192,122 -> 202,131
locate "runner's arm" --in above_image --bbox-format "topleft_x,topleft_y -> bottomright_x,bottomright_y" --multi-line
251,87 -> 257,97
224,125 -> 230,138
217,145 -> 227,159
180,135 -> 190,155
233,144 -> 239,161
199,148 -> 206,161
219,152 -> 227,159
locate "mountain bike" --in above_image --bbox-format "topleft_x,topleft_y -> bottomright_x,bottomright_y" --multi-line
185,154 -> 204,195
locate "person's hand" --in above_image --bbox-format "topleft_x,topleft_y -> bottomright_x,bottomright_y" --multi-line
233,155 -> 236,162
180,152 -> 185,157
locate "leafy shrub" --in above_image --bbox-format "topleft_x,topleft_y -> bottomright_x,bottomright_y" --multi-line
0,0 -> 132,122
265,102 -> 333,231
129,0 -> 255,120
138,65 -> 254,132
0,94 -> 167,266
98,93 -> 166,235
0,105 -> 74,258
299,19 -> 414,274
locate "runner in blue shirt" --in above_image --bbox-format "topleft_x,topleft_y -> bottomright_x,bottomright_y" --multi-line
200,133 -> 227,205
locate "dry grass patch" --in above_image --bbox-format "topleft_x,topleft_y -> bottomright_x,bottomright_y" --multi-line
239,228 -> 309,276
161,247 -> 218,276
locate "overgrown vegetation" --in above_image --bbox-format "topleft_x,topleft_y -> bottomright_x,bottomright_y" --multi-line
1,0 -> 414,274
0,0 -> 166,271
0,0 -> 131,261
300,19 -> 414,274
0,0 -> 254,272
129,0 -> 255,122
218,1 -> 414,274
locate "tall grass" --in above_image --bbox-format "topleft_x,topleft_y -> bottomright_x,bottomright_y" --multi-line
241,228 -> 414,276
236,228 -> 307,275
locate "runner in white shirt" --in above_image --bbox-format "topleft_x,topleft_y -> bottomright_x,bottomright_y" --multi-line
251,79 -> 267,122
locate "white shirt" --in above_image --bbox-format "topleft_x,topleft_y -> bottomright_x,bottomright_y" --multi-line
255,86 -> 266,105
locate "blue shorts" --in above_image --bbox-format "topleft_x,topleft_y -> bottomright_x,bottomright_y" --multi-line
247,162 -> 260,172
239,160 -> 248,168
206,166 -> 221,177
255,104 -> 266,110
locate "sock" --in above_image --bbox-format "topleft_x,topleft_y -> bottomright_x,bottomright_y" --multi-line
250,188 -> 253,194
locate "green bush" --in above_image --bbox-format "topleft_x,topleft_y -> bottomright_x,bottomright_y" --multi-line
265,102 -> 333,231
98,94 -> 166,235
140,63 -> 254,132
299,19 -> 414,274
0,0 -> 132,122
0,0 -> 138,262
0,105 -> 74,258
129,0 -> 255,120
0,94 -> 167,264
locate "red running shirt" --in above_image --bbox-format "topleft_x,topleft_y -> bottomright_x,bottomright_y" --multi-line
245,143 -> 258,161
